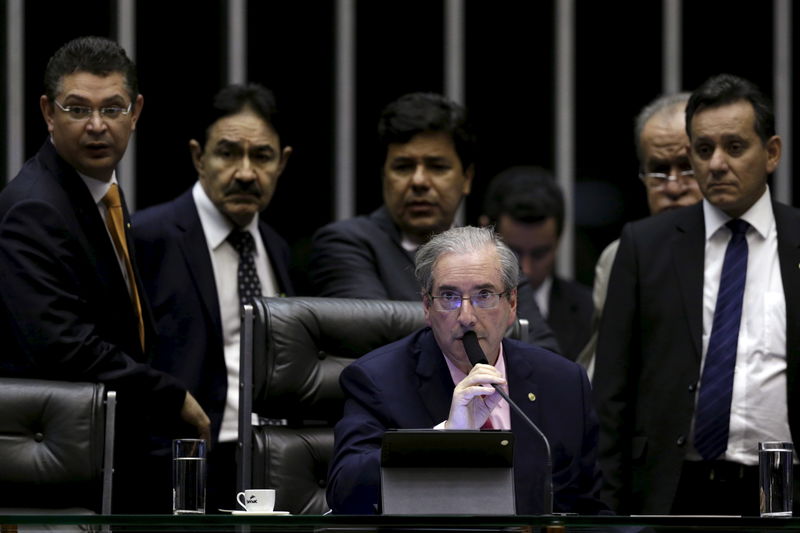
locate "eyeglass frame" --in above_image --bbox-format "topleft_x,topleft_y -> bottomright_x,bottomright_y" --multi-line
53,100 -> 133,121
638,169 -> 696,189
426,289 -> 509,312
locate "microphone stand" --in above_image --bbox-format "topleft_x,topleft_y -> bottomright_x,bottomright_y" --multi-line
462,330 -> 553,515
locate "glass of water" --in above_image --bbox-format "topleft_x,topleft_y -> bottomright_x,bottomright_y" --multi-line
759,441 -> 793,517
173,438 -> 207,515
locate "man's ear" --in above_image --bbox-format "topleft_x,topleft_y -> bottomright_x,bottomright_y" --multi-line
40,95 -> 55,134
423,291 -> 433,326
189,139 -> 204,174
462,164 -> 474,195
765,135 -> 782,174
129,94 -> 144,131
276,145 -> 293,177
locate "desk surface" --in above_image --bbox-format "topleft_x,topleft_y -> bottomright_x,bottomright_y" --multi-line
3,514 -> 800,532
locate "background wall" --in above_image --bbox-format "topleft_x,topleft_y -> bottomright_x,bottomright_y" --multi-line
2,0 -> 796,293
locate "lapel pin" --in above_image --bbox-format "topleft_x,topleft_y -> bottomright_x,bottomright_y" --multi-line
528,392 -> 536,402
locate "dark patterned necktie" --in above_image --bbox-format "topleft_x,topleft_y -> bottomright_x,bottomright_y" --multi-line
227,230 -> 262,308
694,218 -> 750,461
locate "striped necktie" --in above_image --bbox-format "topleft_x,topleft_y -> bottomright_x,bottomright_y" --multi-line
694,218 -> 750,461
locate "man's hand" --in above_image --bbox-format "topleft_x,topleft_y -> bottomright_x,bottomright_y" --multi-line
181,391 -> 212,444
445,363 -> 506,429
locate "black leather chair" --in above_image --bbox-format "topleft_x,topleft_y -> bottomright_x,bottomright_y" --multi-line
0,377 -> 116,515
236,296 -> 529,515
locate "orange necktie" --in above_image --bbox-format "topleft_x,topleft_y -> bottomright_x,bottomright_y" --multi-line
102,183 -> 145,351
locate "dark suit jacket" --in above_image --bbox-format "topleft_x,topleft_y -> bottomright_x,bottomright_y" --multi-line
0,140 -> 186,416
309,206 -> 561,353
593,201 -> 800,514
131,188 -> 295,442
547,277 -> 593,361
327,328 -> 606,515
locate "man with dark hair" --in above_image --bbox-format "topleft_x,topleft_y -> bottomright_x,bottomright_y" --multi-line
132,82 -> 294,510
480,166 -> 592,361
576,93 -> 703,376
327,226 -> 606,515
593,74 -> 800,515
308,92 -> 559,352
0,36 -> 210,513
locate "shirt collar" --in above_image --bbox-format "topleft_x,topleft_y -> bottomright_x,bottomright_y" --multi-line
79,170 -> 118,205
703,185 -> 773,241
192,181 -> 260,251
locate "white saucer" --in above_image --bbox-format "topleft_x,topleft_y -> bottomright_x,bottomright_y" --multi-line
225,510 -> 290,516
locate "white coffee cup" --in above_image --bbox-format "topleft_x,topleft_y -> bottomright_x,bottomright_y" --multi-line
236,489 -> 276,512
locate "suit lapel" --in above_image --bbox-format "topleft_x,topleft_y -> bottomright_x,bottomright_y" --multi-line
174,192 -> 221,329
773,202 -> 800,442
504,341 -> 541,434
414,330 -> 456,424
258,222 -> 294,295
671,205 -> 705,360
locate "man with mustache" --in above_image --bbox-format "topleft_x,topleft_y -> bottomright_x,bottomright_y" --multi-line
0,36 -> 210,513
132,83 -> 294,511
308,92 -> 558,352
593,74 -> 800,515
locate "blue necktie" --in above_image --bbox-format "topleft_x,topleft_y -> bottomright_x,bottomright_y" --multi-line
694,219 -> 750,461
227,230 -> 263,308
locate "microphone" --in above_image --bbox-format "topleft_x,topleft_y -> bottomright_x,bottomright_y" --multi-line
461,330 -> 553,515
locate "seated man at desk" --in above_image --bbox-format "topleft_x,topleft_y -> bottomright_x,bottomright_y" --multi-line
327,226 -> 606,515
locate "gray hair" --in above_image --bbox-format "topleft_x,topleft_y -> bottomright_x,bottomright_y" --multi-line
634,92 -> 690,161
414,226 -> 519,295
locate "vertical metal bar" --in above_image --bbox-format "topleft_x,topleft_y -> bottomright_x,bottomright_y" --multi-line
102,391 -> 117,517
555,0 -> 574,279
444,0 -> 466,227
115,0 -> 137,210
663,0 -> 682,94
237,304 -> 254,495
335,0 -> 356,221
227,0 -> 247,84
773,0 -> 792,204
6,0 -> 24,183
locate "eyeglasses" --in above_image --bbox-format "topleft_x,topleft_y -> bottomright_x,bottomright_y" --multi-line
54,100 -> 132,121
428,290 -> 508,312
639,170 -> 696,189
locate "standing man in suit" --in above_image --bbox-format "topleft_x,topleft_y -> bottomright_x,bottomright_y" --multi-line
576,93 -> 703,377
327,226 -> 606,515
0,36 -> 210,513
309,92 -> 559,353
593,74 -> 799,515
480,166 -> 593,361
132,83 -> 294,511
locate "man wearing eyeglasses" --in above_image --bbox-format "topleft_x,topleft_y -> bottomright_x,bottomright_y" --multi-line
327,226 -> 606,515
0,36 -> 210,513
593,75 -> 800,515
576,93 -> 703,377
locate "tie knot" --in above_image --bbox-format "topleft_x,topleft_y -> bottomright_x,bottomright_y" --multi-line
227,230 -> 255,255
102,183 -> 122,209
726,219 -> 750,236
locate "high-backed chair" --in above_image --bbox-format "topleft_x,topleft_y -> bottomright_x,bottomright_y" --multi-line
0,377 -> 116,515
237,296 -> 529,515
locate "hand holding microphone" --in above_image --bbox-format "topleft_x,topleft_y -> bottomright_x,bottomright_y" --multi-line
446,344 -> 506,429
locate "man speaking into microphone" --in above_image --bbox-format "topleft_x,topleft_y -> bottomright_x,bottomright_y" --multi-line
327,226 -> 607,515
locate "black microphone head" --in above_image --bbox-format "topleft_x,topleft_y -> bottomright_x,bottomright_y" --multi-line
462,330 -> 489,367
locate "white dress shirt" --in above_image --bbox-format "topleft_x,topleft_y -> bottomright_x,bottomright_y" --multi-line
533,276 -> 553,320
688,187 -> 790,465
192,181 -> 280,442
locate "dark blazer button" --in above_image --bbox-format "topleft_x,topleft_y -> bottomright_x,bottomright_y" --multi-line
688,383 -> 697,392
34,432 -> 45,442
676,435 -> 686,446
